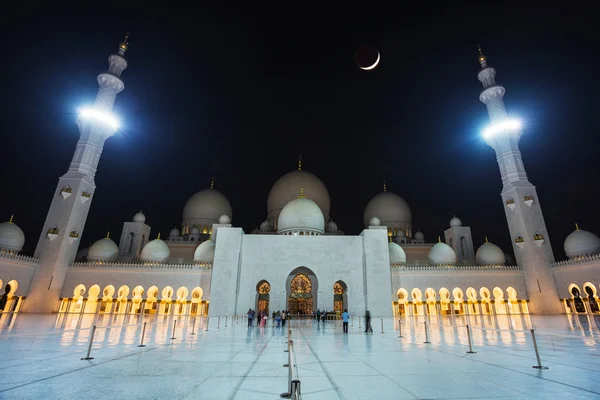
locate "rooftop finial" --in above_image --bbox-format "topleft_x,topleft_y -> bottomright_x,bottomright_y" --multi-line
118,32 -> 129,55
438,236 -> 441,243
106,231 -> 110,239
477,44 -> 487,68
298,155 -> 303,171
210,177 -> 215,189
157,232 -> 161,239
485,236 -> 489,243
8,215 -> 13,223
299,186 -> 305,198
383,180 -> 387,192
575,223 -> 580,230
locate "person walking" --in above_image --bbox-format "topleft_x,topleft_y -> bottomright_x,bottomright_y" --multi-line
281,310 -> 286,327
260,311 -> 266,327
364,310 -> 373,333
276,311 -> 281,328
316,309 -> 321,324
342,309 -> 349,334
247,309 -> 253,327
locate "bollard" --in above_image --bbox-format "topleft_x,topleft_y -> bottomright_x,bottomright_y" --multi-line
138,322 -> 147,347
423,321 -> 431,344
466,324 -> 476,354
170,319 -> 177,340
190,317 -> 196,335
81,325 -> 97,360
398,319 -> 403,338
204,317 -> 209,331
381,318 -> 384,334
352,316 -> 354,327
225,316 -> 228,327
217,316 -> 221,329
358,316 -> 361,329
530,329 -> 548,369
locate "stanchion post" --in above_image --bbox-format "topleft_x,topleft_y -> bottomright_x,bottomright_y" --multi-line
217,316 -> 221,329
466,324 -> 476,354
351,316 -> 354,327
530,329 -> 548,369
170,319 -> 177,340
423,321 -> 431,344
81,325 -> 97,360
190,317 -> 196,335
398,319 -> 403,338
138,322 -> 147,347
381,318 -> 384,334
358,316 -> 361,329
204,317 -> 209,331
225,316 -> 228,327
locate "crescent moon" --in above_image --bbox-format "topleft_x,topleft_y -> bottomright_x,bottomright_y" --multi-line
360,51 -> 380,70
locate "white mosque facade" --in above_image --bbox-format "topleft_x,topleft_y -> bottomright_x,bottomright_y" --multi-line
1,40 -> 599,320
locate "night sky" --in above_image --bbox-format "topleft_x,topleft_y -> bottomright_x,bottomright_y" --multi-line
1,5 -> 597,259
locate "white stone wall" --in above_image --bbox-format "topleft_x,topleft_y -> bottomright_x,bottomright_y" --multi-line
551,257 -> 600,298
208,227 -> 392,318
0,254 -> 38,296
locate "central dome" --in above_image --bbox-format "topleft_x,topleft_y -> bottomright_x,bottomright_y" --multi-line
182,188 -> 232,227
268,169 -> 330,225
364,191 -> 411,230
277,194 -> 325,235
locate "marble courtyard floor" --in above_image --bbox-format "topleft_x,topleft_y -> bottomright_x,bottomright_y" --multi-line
0,313 -> 599,399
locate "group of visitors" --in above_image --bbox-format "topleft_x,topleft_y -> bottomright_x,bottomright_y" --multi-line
246,309 -> 288,328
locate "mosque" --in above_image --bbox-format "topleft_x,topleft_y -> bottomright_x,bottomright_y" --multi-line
0,38 -> 599,320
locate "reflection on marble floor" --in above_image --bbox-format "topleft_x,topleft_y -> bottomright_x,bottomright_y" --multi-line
0,313 -> 599,399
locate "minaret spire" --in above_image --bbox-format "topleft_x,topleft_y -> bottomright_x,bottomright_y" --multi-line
23,36 -> 130,313
477,47 -> 561,314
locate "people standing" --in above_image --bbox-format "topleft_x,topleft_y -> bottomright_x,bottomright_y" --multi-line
316,309 -> 321,324
260,311 -> 266,327
364,310 -> 373,333
342,309 -> 349,334
281,310 -> 286,327
247,309 -> 253,327
276,311 -> 281,328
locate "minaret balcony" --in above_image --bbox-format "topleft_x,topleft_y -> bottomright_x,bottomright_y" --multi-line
68,230 -> 80,244
514,236 -> 525,248
47,227 -> 60,241
81,190 -> 92,203
505,198 -> 515,210
534,233 -> 545,247
61,186 -> 73,199
523,195 -> 534,207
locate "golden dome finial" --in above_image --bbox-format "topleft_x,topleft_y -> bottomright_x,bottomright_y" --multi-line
575,223 -> 580,230
383,180 -> 387,192
485,236 -> 489,243
438,236 -> 441,243
8,215 -> 13,223
299,187 -> 305,198
157,232 -> 161,239
298,155 -> 303,171
210,177 -> 215,189
477,44 -> 487,67
118,32 -> 130,54
106,231 -> 110,239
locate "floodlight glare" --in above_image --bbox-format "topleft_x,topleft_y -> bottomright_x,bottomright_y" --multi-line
482,119 -> 521,139
79,107 -> 119,129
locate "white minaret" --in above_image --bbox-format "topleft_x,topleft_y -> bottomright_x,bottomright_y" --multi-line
22,35 -> 130,313
477,46 -> 562,314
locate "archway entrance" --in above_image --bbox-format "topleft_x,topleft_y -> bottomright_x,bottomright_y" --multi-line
256,281 -> 271,314
288,274 -> 313,315
333,281 -> 347,313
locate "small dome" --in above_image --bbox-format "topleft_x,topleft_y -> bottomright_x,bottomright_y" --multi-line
133,211 -> 146,223
190,226 -> 201,235
428,241 -> 456,264
396,229 -> 405,238
183,188 -> 232,227
564,226 -> 600,258
88,237 -> 119,262
140,237 -> 170,262
278,195 -> 325,234
364,191 -> 411,229
169,228 -> 180,238
414,231 -> 424,241
389,242 -> 406,264
476,240 -> 505,265
369,217 -> 381,226
75,247 -> 88,261
450,216 -> 462,228
0,217 -> 25,252
219,214 -> 231,224
259,220 -> 273,232
194,239 -> 216,263
326,220 -> 338,233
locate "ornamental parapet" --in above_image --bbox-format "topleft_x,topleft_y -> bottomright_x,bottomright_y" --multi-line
70,261 -> 211,270
0,252 -> 39,265
392,262 -> 521,272
397,243 -> 435,247
550,254 -> 600,268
